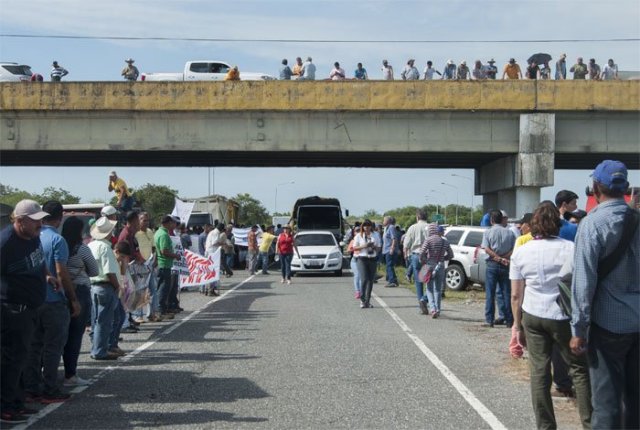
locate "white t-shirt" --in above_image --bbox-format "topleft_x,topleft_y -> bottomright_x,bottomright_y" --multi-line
205,229 -> 220,256
423,67 -> 437,80
354,232 -> 382,259
509,237 -> 574,320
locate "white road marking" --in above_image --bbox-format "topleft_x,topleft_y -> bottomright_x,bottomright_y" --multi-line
372,293 -> 508,430
15,275 -> 255,429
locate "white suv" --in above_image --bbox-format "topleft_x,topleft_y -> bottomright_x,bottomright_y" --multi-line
443,226 -> 488,291
0,62 -> 33,82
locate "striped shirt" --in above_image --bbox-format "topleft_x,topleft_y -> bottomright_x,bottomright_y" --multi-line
420,224 -> 453,265
67,243 -> 99,287
571,199 -> 640,338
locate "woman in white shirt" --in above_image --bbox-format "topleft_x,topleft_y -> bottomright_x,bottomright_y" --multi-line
510,201 -> 592,429
352,220 -> 381,309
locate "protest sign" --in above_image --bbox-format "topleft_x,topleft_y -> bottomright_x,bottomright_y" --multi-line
170,236 -> 190,275
180,248 -> 221,287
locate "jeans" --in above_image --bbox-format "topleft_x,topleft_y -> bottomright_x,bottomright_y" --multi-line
24,302 -> 70,395
484,262 -> 512,325
425,264 -> 445,313
246,250 -> 258,274
157,268 -> 172,313
406,256 -> 414,280
522,312 -> 592,429
226,254 -> 235,271
411,254 -> 426,301
110,300 -> 126,349
120,196 -> 134,212
350,257 -> 361,294
259,252 -> 269,273
90,285 -> 117,358
356,257 -> 377,306
168,272 -> 180,309
588,323 -> 639,429
63,284 -> 91,378
1,305 -> 37,411
221,251 -> 234,276
384,253 -> 397,284
280,254 -> 292,280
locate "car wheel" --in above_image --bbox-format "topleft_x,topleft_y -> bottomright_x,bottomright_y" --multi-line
445,264 -> 467,291
334,269 -> 343,277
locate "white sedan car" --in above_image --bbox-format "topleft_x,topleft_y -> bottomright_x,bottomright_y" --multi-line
290,231 -> 344,276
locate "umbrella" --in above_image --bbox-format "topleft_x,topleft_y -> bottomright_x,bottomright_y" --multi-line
527,53 -> 552,65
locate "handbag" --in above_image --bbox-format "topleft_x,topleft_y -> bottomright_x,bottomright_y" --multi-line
557,208 -> 639,317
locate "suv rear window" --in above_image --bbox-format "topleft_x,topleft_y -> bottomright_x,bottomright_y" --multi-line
444,230 -> 464,245
463,231 -> 484,247
2,65 -> 32,75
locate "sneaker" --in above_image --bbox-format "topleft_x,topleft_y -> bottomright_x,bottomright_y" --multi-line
121,327 -> 138,334
91,353 -> 119,361
481,322 -> 494,328
148,314 -> 163,322
551,387 -> 575,400
109,347 -> 126,357
419,300 -> 429,315
360,302 -> 366,309
366,302 -> 373,308
286,279 -> 291,285
355,291 -> 361,299
262,271 -> 270,275
63,375 -> 91,387
0,410 -> 29,423
494,318 -> 506,326
161,313 -> 175,320
132,317 -> 146,324
128,319 -> 141,327
281,278 -> 285,284
41,391 -> 71,404
431,310 -> 440,319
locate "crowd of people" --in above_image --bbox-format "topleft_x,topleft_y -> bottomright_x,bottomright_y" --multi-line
26,54 -> 622,82
1,160 -> 637,427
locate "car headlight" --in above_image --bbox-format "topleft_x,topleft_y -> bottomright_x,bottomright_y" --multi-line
329,252 -> 342,260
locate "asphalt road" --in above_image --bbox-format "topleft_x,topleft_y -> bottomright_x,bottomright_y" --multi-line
13,270 -> 582,430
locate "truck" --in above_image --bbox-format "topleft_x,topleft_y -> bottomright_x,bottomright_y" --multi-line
290,196 -> 349,242
188,194 -> 239,225
141,61 -> 276,82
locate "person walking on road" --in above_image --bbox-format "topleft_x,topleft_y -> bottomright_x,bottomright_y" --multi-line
382,216 -> 398,288
276,225 -> 294,284
403,209 -> 430,314
419,223 -> 453,318
353,219 -> 381,309
570,160 -> 639,429
511,201 -> 592,430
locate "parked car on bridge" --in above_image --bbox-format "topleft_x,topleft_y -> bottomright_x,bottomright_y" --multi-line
0,62 -> 33,82
444,225 -> 488,291
290,230 -> 344,276
141,61 -> 276,82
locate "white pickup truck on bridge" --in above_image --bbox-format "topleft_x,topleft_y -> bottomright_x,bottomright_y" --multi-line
141,60 -> 275,81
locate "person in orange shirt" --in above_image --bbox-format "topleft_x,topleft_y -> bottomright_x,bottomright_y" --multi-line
291,57 -> 303,79
224,66 -> 240,81
502,58 -> 523,79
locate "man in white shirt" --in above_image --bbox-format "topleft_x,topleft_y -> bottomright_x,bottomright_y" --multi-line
381,59 -> 394,80
329,62 -> 346,80
403,209 -> 430,313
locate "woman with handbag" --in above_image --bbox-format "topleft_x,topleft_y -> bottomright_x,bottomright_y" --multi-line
510,201 -> 592,429
419,223 -> 453,318
352,220 -> 381,309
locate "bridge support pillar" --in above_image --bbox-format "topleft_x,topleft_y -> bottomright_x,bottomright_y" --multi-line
478,113 -> 555,218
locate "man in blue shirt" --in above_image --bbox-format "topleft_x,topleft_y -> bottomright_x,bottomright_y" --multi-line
555,190 -> 579,241
382,216 -> 398,287
571,160 -> 639,429
0,200 -> 57,423
23,201 -> 80,404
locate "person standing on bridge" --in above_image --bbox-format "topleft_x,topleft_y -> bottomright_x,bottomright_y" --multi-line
225,66 -> 240,81
354,63 -> 368,80
400,59 -> 420,80
570,57 -> 588,80
50,61 -> 68,82
299,57 -> 316,81
108,171 -> 134,213
292,57 -> 303,79
329,62 -> 346,80
121,58 -> 139,82
510,201 -> 592,430
279,59 -> 292,80
555,53 -> 567,80
381,59 -> 394,80
570,160 -> 639,429
502,58 -> 523,80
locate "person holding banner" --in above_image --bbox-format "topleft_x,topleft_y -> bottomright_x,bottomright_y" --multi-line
276,226 -> 294,284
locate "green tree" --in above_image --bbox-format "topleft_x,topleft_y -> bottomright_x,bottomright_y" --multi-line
0,184 -> 36,207
233,193 -> 270,226
133,184 -> 178,226
362,209 -> 381,220
37,187 -> 81,204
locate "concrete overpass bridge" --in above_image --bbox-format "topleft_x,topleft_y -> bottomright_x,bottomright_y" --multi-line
1,80 -> 638,215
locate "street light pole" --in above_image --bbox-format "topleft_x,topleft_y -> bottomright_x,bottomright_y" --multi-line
274,181 -> 295,214
451,173 -> 474,225
441,182 -> 459,225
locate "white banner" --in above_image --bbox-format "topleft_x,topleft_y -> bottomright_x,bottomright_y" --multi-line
180,248 -> 221,287
171,197 -> 196,227
232,226 -> 263,248
170,236 -> 190,275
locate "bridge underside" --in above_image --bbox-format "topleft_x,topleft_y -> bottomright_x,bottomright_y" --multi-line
1,149 -> 638,170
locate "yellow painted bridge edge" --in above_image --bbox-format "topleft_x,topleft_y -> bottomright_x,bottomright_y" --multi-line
1,80 -> 638,111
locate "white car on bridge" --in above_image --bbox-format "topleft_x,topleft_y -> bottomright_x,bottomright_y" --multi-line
290,231 -> 344,276
141,60 -> 275,81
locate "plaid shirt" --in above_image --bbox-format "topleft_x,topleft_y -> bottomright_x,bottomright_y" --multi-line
571,199 -> 640,338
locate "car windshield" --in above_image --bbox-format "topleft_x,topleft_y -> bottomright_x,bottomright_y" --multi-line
2,65 -> 32,75
295,234 -> 336,247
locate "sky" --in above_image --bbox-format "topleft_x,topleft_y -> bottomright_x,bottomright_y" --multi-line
1,0 -> 639,215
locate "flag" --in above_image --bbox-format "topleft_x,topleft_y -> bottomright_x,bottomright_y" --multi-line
180,248 -> 220,287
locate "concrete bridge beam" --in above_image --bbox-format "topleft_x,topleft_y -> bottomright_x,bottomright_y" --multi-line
479,113 -> 555,217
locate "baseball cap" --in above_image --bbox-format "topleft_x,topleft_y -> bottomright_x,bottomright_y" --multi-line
13,199 -> 49,220
591,160 -> 629,191
101,205 -> 117,216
